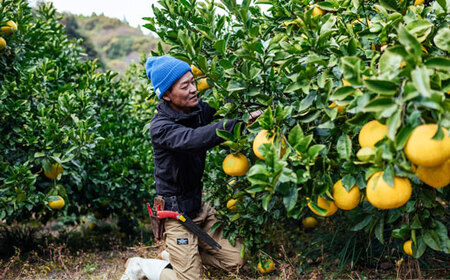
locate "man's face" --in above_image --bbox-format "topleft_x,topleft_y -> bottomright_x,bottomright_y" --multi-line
162,71 -> 198,113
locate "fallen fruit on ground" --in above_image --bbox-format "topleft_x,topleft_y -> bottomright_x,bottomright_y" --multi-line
258,258 -> 275,274
48,195 -> 65,210
415,160 -> 450,188
302,217 -> 318,229
404,124 -> 450,167
222,153 -> 249,176
403,240 -> 413,256
332,180 -> 361,210
308,196 -> 338,217
44,163 -> 64,179
366,172 -> 412,209
358,120 -> 388,148
226,199 -> 238,211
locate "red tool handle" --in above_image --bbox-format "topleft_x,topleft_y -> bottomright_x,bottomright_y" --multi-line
146,202 -> 153,216
157,210 -> 181,220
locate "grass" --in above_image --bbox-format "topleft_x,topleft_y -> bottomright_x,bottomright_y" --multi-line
1,221 -> 449,279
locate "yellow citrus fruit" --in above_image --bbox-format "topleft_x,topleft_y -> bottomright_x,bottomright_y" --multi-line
358,120 -> 388,148
1,20 -> 17,35
366,172 -> 412,209
312,6 -> 325,17
226,199 -> 238,211
308,196 -> 338,217
197,78 -> 212,91
222,153 -> 249,176
328,102 -> 345,113
253,130 -> 286,160
403,240 -> 413,256
405,124 -> 450,167
332,180 -> 361,210
415,159 -> 450,188
302,216 -> 318,229
49,195 -> 65,210
44,163 -> 64,179
0,37 -> 6,50
258,259 -> 275,274
191,65 -> 203,77
414,0 -> 424,5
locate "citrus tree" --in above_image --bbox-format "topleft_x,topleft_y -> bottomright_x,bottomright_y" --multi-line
0,0 -> 155,225
144,0 -> 449,269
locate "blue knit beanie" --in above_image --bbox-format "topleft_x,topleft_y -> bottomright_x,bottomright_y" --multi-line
145,56 -> 192,99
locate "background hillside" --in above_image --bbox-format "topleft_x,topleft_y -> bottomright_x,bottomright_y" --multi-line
60,13 -> 164,74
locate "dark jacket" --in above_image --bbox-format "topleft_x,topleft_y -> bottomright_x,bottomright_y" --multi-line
149,99 -> 237,216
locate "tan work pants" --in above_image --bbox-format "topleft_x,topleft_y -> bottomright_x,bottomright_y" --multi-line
162,201 -> 244,280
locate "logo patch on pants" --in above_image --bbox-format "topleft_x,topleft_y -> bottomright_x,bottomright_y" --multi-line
177,238 -> 189,245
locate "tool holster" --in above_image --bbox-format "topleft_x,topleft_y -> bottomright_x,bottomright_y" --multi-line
149,196 -> 165,241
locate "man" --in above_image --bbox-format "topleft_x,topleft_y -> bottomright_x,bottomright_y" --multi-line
145,56 -> 245,280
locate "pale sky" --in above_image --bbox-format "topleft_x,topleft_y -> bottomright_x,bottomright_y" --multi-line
27,0 -> 159,33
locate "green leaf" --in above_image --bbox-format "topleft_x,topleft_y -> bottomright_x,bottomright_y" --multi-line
398,26 -> 422,61
262,193 -> 273,211
363,97 -> 397,113
258,107 -> 274,129
337,134 -> 352,160
283,187 -> 298,212
424,57 -> 450,70
363,79 -> 398,95
288,124 -> 304,147
386,109 -> 401,140
411,66 -> 432,97
331,86 -> 356,101
410,215 -> 422,229
307,144 -> 325,158
214,39 -> 226,56
216,129 -> 234,141
227,80 -> 246,92
423,230 -> 442,251
383,165 -> 395,187
392,224 -> 409,239
351,215 -> 373,231
434,28 -> 450,52
394,124 -> 414,150
375,217 -> 385,244
342,174 -> 356,191
299,92 -> 315,111
406,20 -> 434,43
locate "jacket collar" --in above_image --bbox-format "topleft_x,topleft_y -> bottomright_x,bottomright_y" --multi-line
156,100 -> 202,122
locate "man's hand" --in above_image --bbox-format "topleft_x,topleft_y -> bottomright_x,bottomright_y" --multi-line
247,110 -> 264,126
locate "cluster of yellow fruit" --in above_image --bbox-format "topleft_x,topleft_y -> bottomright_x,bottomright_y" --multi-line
191,65 -> 212,92
360,121 -> 449,209
223,130 -> 287,211
307,121 -> 448,219
43,163 -> 65,210
0,20 -> 17,51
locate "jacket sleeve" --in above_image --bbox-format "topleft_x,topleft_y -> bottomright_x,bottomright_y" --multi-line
150,119 -> 238,153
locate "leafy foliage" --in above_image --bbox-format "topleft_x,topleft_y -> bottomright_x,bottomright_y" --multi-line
145,0 -> 449,266
0,0 -> 155,224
